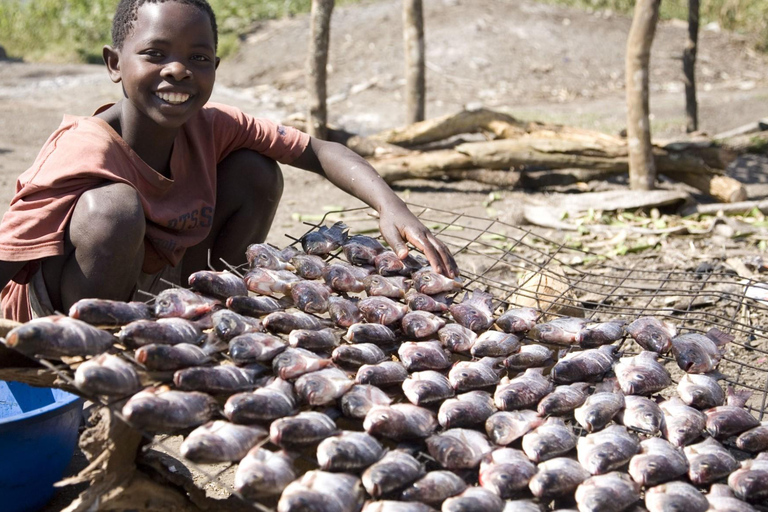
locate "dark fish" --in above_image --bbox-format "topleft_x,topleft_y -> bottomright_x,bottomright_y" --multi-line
405,289 -> 449,313
529,317 -> 588,345
356,360 -> 408,387
226,295 -> 283,317
537,382 -> 591,416
288,327 -> 338,351
295,367 -> 354,406
278,470 -> 363,512
263,311 -> 327,333
449,357 -> 503,391
401,311 -> 446,339
449,290 -> 495,332
340,384 -> 392,419
212,309 -> 263,341
272,347 -> 333,380
412,269 -> 463,295
426,428 -> 493,470
438,390 -> 495,429
188,270 -> 247,299
291,253 -> 328,280
363,403 -> 437,440
626,316 -> 676,354
229,332 -> 286,364
244,268 -> 301,296
317,431 -> 384,472
300,221 -> 349,256
174,365 -> 263,394
494,367 -> 553,410
224,378 -> 297,423
344,322 -> 397,345
362,450 -> 424,498
364,275 -> 411,299
332,343 -> 387,368
577,319 -> 626,348
485,410 -> 544,446
705,386 -> 759,439
495,307 -> 540,334
363,501 -> 437,512
645,481 -> 709,512
574,472 -> 641,512
438,323 -> 477,353
154,288 -> 219,319
74,353 -> 141,397
442,487 -> 504,512
234,448 -> 296,499
736,422 -> 768,453
678,372 -> 725,409
619,395 -> 664,435
4,315 -> 114,359
398,341 -> 452,372
246,243 -> 294,271
358,296 -> 409,325
402,370 -> 455,405
521,417 -> 578,463
671,328 -> 732,374
659,397 -> 707,447
470,330 -> 521,357
727,456 -> 768,504
69,298 -> 151,327
614,350 -> 671,395
375,250 -> 425,277
550,345 -> 618,384
685,437 -> 739,486
290,280 -> 333,314
399,470 -> 467,506
574,378 -> 625,433
122,387 -> 217,431
119,317 -> 203,348
628,437 -> 688,487
504,344 -> 555,372
135,343 -> 211,371
343,234 -> 386,266
269,411 -> 338,448
323,262 -> 370,293
577,424 -> 640,475
529,457 -> 590,500
180,420 -> 266,463
478,447 -> 537,499
328,296 -> 363,328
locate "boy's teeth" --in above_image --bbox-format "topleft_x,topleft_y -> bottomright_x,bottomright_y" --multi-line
156,92 -> 190,104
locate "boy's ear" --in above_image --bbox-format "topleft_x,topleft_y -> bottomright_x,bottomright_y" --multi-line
103,45 -> 122,83
215,56 -> 221,70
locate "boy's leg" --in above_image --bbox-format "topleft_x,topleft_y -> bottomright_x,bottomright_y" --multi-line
41,182 -> 146,313
180,149 -> 283,281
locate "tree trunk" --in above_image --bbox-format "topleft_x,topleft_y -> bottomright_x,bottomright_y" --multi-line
403,0 -> 426,123
307,0 -> 335,139
626,0 -> 661,190
684,0 -> 700,133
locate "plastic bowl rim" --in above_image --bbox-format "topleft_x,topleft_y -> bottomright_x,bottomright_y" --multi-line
0,389 -> 83,430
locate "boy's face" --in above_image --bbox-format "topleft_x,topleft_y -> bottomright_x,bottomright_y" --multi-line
106,1 -> 219,130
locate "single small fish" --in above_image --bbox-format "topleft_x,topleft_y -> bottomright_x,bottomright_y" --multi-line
363,403 -> 437,440
398,341 -> 452,372
364,274 -> 411,299
402,370 -> 455,406
626,316 -> 676,354
577,319 -> 626,348
263,311 -> 327,333
135,342 -> 211,371
362,450 -> 424,498
328,296 -> 363,328
154,288 -> 219,319
485,410 -> 544,446
74,353 -> 142,397
375,250 -> 425,277
671,328 -> 732,374
478,447 -> 537,499
685,437 -> 739,486
574,472 -> 641,512
727,456 -> 768,504
495,307 -> 540,334
180,420 -> 266,463
332,343 -> 387,367
706,484 -> 757,512
619,395 -> 664,435
537,382 -> 591,416
119,317 -> 203,348
289,280 -> 333,314
442,487 -> 504,512
628,437 -> 688,487
234,448 -> 296,499
529,457 -> 590,500
4,315 -> 114,359
645,481 -> 709,512
449,357 -> 503,391
228,332 -> 286,364
678,372 -> 726,409
188,270 -> 248,300
504,344 -> 555,372
659,397 -> 707,447
358,296 -> 409,325
705,386 -> 759,439
212,309 -> 263,341
412,269 -> 463,295
343,234 -> 386,266
226,295 -> 283,317
224,377 -> 297,423
574,378 -> 625,433
577,424 -> 640,475
340,384 -> 392,419
356,360 -> 408,387
499,499 -> 542,512
449,290 -> 495,332
437,323 -> 477,353
614,350 -> 672,395
736,422 -> 768,453
550,345 -> 618,384
405,289 -> 449,313
278,470 -> 363,512
244,267 -> 301,296
300,221 -> 349,256
69,298 -> 151,327
362,501 -> 436,512
269,411 -> 338,448
344,322 -> 397,345
494,367 -> 553,410
323,262 -> 370,293
399,470 -> 467,506
317,431 -> 384,472
291,253 -> 328,280
288,327 -> 338,351
246,243 -> 295,270
272,347 -> 333,380
438,390 -> 495,429
470,330 -> 521,357
426,428 -> 493,470
174,363 -> 265,394
295,367 -> 354,406
529,316 -> 588,345
122,387 -> 217,432
522,417 -> 578,463
401,310 -> 446,339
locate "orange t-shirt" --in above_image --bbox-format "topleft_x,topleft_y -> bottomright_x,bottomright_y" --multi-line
0,102 -> 310,321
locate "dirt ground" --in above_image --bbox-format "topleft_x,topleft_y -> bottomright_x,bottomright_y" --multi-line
3,0 -> 768,509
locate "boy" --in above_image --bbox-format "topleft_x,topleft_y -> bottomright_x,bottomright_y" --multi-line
0,0 -> 457,322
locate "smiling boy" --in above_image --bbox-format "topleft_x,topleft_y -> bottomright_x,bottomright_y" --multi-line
0,0 -> 457,322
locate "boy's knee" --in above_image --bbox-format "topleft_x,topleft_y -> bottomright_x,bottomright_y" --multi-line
219,149 -> 283,201
70,182 -> 145,249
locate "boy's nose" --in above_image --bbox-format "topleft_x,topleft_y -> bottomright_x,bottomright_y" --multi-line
161,61 -> 192,81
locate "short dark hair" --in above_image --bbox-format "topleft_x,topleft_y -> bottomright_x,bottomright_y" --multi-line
112,0 -> 218,50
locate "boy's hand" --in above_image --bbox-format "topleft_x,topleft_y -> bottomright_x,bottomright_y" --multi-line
378,204 -> 460,279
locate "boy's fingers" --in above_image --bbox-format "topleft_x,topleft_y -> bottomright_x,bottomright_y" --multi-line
428,233 -> 459,278
380,223 -> 409,259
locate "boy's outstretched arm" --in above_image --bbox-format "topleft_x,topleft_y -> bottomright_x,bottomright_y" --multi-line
291,138 -> 459,278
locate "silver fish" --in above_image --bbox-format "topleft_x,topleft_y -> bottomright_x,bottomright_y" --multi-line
401,310 -> 446,339
295,367 -> 354,406
659,397 -> 707,447
438,323 -> 477,353
551,345 -> 618,384
278,470 -> 363,512
212,309 -> 263,341
188,270 -> 248,299
442,487 -> 504,512
537,382 -> 591,416
470,330 -> 521,357
685,437 -> 739,486
300,221 -> 349,255
574,378 -> 625,433
288,327 -> 338,351
154,288 -> 218,319
645,481 -> 709,512
364,274 -> 411,299
500,499 -> 543,512
705,386 -> 759,439
495,307 -> 540,334
289,280 -> 333,314
174,364 -> 263,394
363,403 -> 437,440
363,501 -> 436,512
438,390 -> 495,429
4,315 -> 114,359
135,342 -> 210,371
246,243 -> 295,270
269,411 -> 338,448
522,417 -> 577,463
402,370 -> 455,405
362,450 -> 424,497
426,428 -> 493,470
317,430 -> 384,472
345,322 -> 397,345
272,347 -> 333,380
119,317 -> 203,348
398,341 -> 452,372
614,350 -> 671,395
678,372 -> 725,409
494,367 -> 553,410
577,424 -> 640,475
485,410 -> 544,446
529,457 -> 590,500
449,290 -> 495,332
343,234 -> 386,266
74,354 -> 141,397
672,328 -> 732,374
180,420 -> 266,463
626,316 -> 676,353
328,296 -> 363,328
224,378 -> 297,423
374,250 -> 425,277
727,456 -> 768,504
244,268 -> 301,296
291,253 -> 328,280
263,311 -> 327,333
736,422 -> 768,453
619,395 -> 664,435
69,298 -> 151,327
340,384 -> 392,419
226,295 -> 283,317
449,357 -> 503,391
356,360 -> 408,387
323,262 -> 370,293
504,344 -> 555,372
574,472 -> 641,512
122,387 -> 217,432
234,448 -> 296,499
359,296 -> 409,325
229,332 -> 286,364
577,319 -> 626,348
412,269 -> 462,295
706,484 -> 758,512
478,447 -> 536,499
628,437 -> 688,487
399,470 -> 467,506
332,343 -> 387,368
405,289 -> 449,313
529,316 -> 588,345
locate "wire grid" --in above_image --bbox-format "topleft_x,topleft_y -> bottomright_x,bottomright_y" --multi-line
22,202 -> 768,509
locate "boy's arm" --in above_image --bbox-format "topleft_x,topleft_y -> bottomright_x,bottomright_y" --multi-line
291,138 -> 459,278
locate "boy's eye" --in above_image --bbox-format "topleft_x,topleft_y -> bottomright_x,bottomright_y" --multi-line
142,50 -> 163,58
191,54 -> 212,62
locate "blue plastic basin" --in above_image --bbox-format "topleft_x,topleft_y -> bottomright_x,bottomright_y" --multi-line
0,381 -> 83,512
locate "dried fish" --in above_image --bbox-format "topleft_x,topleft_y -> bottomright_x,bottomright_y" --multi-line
343,234 -> 386,266
398,341 -> 452,372
470,330 -> 521,357
495,307 -> 540,334
449,357 -> 503,392
180,420 -> 266,463
577,425 -> 640,475
705,386 -> 759,439
678,372 -> 726,409
478,448 -> 536,499
363,403 -> 437,440
340,384 -> 392,419
736,422 -> 768,453
364,275 -> 411,299
174,364 -> 263,394
504,344 -> 555,372
485,410 -> 544,446
317,431 -> 384,472
728,455 -> 768,504
659,397 -> 707,447
574,472 -> 641,512
288,327 -> 338,351
246,243 -> 295,271
74,354 -> 141,397
412,269 -> 462,295
645,481 -> 709,512
374,250 -> 424,277
4,315 -> 114,359
449,290 -> 495,332
551,345 -> 617,384
358,296 -> 409,325
291,253 -> 328,280
269,411 -> 338,448
685,437 -> 739,486
362,450 -> 424,498
290,280 -> 333,313
263,311 -> 327,333
619,395 -> 664,435
212,309 -> 263,341
402,370 -> 455,405
345,322 -> 397,345
272,347 -> 333,380
626,316 -> 676,354
529,457 -> 590,500
405,289 -> 449,313
438,390 -> 495,429
244,267 -> 302,295
530,316 -> 589,345
122,387 -> 217,431
135,343 -> 211,371
574,379 -> 625,433
300,221 -> 349,255
401,310 -> 446,339
363,501 -> 436,512
69,298 -> 151,327
671,328 -> 732,374
537,382 -> 591,416
628,437 -> 688,487
228,332 -> 286,364
442,487 -> 504,512
119,317 -> 203,348
438,323 -> 477,353
522,417 -> 577,463
707,483 -> 758,512
226,295 -> 283,317
234,448 -> 296,499
577,319 -> 626,348
323,262 -> 369,293
154,288 -> 219,319
399,470 -> 467,506
188,270 -> 248,299
426,428 -> 493,469
278,470 -> 363,512
332,343 -> 387,368
614,350 -> 672,395
295,367 -> 354,405
356,360 -> 408,387
494,368 -> 553,410
328,296 -> 364,328
224,378 -> 297,423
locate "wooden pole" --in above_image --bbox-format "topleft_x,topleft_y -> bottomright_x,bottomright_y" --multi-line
403,0 -> 426,123
625,0 -> 661,190
307,0 -> 335,140
684,0 -> 700,133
